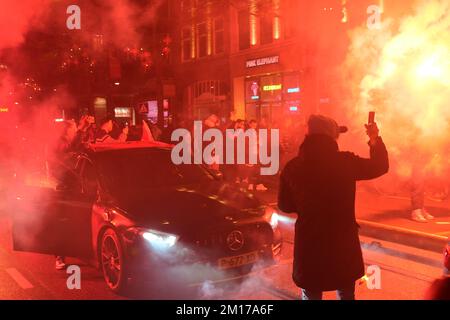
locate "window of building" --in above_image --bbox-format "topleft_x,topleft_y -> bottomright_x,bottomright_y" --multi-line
158,1 -> 169,18
182,27 -> 192,61
196,0 -> 207,9
283,73 -> 301,99
181,0 -> 192,10
244,72 -> 302,123
213,18 -> 224,54
197,22 -> 208,58
283,0 -> 298,39
192,80 -> 227,99
260,74 -> 282,102
260,14 -> 273,45
246,79 -> 261,102
238,10 -> 250,50
284,17 -> 295,39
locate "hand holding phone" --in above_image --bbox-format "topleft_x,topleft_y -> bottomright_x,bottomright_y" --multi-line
365,111 -> 379,143
368,111 -> 375,125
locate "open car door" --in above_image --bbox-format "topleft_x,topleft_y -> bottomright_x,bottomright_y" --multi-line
12,155 -> 81,257
56,156 -> 96,259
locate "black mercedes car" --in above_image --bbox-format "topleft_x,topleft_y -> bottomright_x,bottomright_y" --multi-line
12,142 -> 282,293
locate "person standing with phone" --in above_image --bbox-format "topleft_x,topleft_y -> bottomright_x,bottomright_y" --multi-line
278,114 -> 389,300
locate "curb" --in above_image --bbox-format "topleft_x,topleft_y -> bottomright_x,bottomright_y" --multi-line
268,201 -> 449,253
357,219 -> 449,253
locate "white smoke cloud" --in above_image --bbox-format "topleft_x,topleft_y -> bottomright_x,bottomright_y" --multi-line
342,0 -> 450,181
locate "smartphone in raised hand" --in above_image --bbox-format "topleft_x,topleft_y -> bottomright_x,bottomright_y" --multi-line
368,111 -> 376,125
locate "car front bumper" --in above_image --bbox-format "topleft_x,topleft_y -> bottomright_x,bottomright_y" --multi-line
124,228 -> 283,286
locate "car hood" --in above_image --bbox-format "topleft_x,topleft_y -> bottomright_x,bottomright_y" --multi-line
112,181 -> 265,232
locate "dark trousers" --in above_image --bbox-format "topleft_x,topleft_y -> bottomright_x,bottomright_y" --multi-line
301,283 -> 355,300
411,181 -> 425,210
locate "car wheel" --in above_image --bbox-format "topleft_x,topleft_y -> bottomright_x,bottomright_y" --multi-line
100,228 -> 129,293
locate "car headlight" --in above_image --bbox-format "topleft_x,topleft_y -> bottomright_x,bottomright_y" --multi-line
142,230 -> 179,249
264,207 -> 279,230
270,212 -> 279,229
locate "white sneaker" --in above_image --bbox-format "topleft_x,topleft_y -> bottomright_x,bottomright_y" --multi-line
55,256 -> 66,270
255,184 -> 268,191
248,184 -> 254,191
411,209 -> 428,223
422,209 -> 435,220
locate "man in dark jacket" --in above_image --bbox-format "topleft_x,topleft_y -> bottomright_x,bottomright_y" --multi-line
278,114 -> 389,300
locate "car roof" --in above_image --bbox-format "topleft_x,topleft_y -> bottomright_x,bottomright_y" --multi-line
87,141 -> 174,153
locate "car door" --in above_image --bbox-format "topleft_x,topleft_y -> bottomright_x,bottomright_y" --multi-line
12,154 -> 81,256
57,156 -> 97,259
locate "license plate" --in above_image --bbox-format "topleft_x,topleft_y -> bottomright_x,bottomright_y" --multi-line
218,251 -> 259,269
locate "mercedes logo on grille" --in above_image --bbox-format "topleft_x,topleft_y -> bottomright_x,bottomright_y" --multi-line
226,230 -> 244,251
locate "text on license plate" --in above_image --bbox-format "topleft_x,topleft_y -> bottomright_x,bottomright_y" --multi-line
218,251 -> 259,269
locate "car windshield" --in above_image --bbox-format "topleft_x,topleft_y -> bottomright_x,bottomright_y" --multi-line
95,148 -> 215,194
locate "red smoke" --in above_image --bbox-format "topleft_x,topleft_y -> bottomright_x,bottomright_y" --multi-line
337,0 -> 450,196
0,0 -> 49,51
0,0 -> 166,192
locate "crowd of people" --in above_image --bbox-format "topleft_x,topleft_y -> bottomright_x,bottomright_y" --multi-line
42,110 -> 450,298
167,112 -> 307,192
55,110 -> 448,225
55,115 -> 159,155
201,114 -> 270,191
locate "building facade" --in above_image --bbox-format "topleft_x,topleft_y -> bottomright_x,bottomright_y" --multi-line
170,0 -> 387,125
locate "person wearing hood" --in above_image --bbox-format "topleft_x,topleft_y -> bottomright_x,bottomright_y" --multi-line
278,114 -> 389,300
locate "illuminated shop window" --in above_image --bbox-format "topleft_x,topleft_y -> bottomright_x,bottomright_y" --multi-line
260,75 -> 282,102
114,107 -> 131,118
283,73 -> 301,100
246,79 -> 261,102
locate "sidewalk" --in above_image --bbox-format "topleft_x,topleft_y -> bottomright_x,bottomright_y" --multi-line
257,187 -> 450,253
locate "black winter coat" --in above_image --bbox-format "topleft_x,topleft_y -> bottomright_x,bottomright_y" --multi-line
278,134 -> 389,291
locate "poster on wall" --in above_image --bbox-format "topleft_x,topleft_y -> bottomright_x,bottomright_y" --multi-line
245,79 -> 260,102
